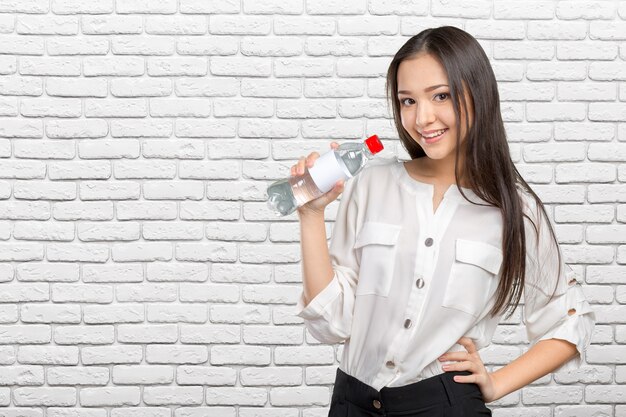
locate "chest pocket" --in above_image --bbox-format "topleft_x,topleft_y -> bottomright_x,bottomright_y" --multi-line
442,238 -> 503,318
353,221 -> 402,297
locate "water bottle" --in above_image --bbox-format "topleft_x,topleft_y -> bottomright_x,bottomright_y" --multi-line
266,135 -> 384,217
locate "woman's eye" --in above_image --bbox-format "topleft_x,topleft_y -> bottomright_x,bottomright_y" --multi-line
435,93 -> 449,101
400,98 -> 414,106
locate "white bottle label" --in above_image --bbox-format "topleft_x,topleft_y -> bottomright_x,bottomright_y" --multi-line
308,151 -> 350,194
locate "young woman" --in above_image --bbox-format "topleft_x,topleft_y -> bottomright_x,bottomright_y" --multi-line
293,26 -> 596,416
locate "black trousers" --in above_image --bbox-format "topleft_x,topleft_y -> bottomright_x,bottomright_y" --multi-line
328,367 -> 492,417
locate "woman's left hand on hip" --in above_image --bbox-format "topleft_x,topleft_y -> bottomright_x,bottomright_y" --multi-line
438,336 -> 498,403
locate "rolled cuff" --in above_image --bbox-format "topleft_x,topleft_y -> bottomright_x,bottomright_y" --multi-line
294,273 -> 341,320
533,285 -> 596,373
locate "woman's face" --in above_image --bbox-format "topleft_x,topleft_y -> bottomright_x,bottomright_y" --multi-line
397,53 -> 473,163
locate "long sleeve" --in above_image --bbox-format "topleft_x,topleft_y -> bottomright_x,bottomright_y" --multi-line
293,173 -> 362,344
521,197 -> 596,372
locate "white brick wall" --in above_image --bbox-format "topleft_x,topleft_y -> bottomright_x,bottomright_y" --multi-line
0,0 -> 623,415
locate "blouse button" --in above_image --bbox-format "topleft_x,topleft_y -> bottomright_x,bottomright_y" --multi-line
425,237 -> 433,246
416,278 -> 424,288
373,399 -> 382,409
404,319 -> 412,328
385,360 -> 395,368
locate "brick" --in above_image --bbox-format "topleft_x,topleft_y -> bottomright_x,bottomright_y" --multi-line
273,16 -> 335,35
527,21 -> 587,40
306,0 -> 366,14
81,344 -> 143,365
112,36 -> 175,55
20,57 -> 80,76
557,41 -> 618,60
369,0 -> 427,15
48,367 -> 109,386
78,139 -> 141,159
116,0 -> 176,14
0,366 -> 44,385
79,387 -> 140,406
304,36 -> 364,56
526,103 -> 586,122
590,21 -> 626,40
46,243 -> 109,262
175,119 -> 237,138
0,76 -> 43,96
85,99 -> 147,118
0,0 -> 49,13
52,0 -> 113,14
83,305 -> 144,324
16,16 -> 78,35
21,98 -> 82,117
110,242 -> 173,261
143,387 -> 203,405
213,98 -> 273,117
47,77 -> 107,97
431,0 -> 491,18
494,41 -> 554,60
82,264 -> 142,283
82,16 -> 142,34
13,221 -> 75,241
240,37 -> 303,57
241,79 -> 301,98
77,220 -> 141,241
179,161 -> 239,180
557,1 -> 616,20
0,36 -> 44,55
112,365 -> 173,385
211,57 -> 271,77
83,57 -> 144,77
146,16 -> 206,35
180,0 -> 239,13
176,242 -> 238,262
115,283 -> 177,302
14,387 -> 76,406
46,119 -> 108,139
111,78 -> 172,97
177,36 -> 238,55
175,77 -> 238,97
243,0 -> 303,14
494,1 -> 555,19
111,119 -> 173,138
209,16 -> 270,35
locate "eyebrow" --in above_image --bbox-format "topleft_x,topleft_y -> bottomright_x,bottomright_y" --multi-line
397,84 -> 448,95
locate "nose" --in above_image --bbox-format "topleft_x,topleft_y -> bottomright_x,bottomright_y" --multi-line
415,101 -> 435,130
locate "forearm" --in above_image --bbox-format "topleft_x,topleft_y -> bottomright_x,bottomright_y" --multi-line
489,338 -> 579,402
298,213 -> 334,307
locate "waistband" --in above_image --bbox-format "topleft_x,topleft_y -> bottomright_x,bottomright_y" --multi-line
333,367 -> 483,414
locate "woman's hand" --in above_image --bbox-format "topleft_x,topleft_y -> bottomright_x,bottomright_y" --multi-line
290,142 -> 344,218
438,336 -> 499,404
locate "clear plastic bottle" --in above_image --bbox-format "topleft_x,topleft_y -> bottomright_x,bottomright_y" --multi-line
266,135 -> 384,217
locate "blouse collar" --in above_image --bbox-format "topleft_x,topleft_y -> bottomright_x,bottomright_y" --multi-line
391,158 -> 482,204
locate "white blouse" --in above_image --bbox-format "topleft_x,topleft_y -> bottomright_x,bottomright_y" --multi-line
294,157 -> 596,392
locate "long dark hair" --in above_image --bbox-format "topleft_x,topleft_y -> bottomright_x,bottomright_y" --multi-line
385,26 -> 562,319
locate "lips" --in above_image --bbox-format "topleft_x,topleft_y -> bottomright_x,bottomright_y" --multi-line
420,128 -> 448,138
420,128 -> 448,143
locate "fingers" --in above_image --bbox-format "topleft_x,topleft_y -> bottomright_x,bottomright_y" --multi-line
439,352 -> 469,362
450,371 -> 478,384
290,156 -> 310,176
457,337 -> 477,354
441,360 -> 473,373
290,142 -> 338,176
333,179 -> 345,193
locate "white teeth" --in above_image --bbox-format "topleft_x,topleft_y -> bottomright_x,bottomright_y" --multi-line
422,129 -> 446,138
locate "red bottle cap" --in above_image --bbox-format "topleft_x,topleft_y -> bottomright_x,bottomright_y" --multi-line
364,134 -> 383,154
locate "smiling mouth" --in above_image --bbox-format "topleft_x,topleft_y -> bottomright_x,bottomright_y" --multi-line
420,128 -> 448,142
